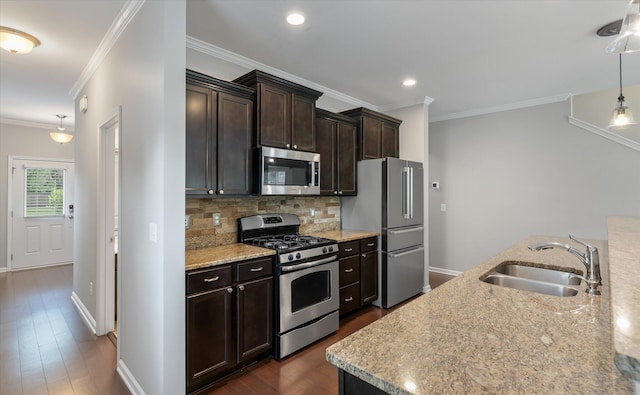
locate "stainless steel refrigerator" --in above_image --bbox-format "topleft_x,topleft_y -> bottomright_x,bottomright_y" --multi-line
341,157 -> 425,308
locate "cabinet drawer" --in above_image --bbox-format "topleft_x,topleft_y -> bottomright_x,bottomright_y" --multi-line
339,256 -> 360,286
338,240 -> 360,258
339,282 -> 361,316
237,257 -> 273,282
360,237 -> 377,252
187,265 -> 233,295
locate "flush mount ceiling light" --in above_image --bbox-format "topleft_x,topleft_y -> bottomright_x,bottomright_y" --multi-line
50,115 -> 74,144
402,79 -> 417,87
286,13 -> 305,25
0,26 -> 40,54
608,54 -> 636,129
605,0 -> 640,53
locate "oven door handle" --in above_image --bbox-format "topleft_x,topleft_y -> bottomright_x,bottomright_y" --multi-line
280,255 -> 338,272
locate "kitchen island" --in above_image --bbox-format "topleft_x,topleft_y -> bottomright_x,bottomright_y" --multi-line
326,234 -> 635,394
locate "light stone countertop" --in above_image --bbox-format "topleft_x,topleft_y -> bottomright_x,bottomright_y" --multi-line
185,244 -> 275,271
308,229 -> 379,243
608,216 -> 640,382
326,235 -> 634,394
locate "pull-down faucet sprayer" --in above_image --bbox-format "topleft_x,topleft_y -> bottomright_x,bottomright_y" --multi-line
528,234 -> 601,295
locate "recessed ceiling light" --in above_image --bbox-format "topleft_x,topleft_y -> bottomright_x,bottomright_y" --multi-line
402,79 -> 416,87
286,13 -> 305,26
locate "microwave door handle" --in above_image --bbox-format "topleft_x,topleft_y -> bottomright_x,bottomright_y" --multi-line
309,161 -> 318,187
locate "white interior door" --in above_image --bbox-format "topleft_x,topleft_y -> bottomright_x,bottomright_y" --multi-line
10,158 -> 74,270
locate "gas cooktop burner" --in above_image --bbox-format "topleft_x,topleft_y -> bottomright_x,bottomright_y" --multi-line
249,235 -> 334,253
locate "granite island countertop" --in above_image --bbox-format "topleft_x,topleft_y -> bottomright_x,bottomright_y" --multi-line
608,217 -> 640,382
185,244 -> 275,271
326,235 -> 634,394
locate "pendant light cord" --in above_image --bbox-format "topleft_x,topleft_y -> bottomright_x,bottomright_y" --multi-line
618,53 -> 624,102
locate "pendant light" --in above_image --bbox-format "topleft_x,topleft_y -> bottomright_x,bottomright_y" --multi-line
607,0 -> 640,53
50,115 -> 74,144
608,54 -> 636,129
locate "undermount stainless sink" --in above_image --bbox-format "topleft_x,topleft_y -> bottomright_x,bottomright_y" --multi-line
480,261 -> 583,297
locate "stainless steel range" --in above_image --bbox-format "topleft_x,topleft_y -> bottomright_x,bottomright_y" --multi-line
238,213 -> 339,359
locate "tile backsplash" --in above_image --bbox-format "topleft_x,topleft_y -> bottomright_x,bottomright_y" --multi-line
185,196 -> 341,250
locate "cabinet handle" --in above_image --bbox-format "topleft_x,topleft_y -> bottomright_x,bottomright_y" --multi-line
334,191 -> 338,195
362,254 -> 366,258
226,287 -> 233,294
238,285 -> 245,291
293,145 -> 298,149
367,243 -> 375,247
219,189 -> 224,194
286,144 -> 290,148
203,276 -> 219,283
338,191 -> 343,195
207,190 -> 214,195
344,248 -> 353,252
344,297 -> 353,302
344,268 -> 353,273
250,266 -> 264,272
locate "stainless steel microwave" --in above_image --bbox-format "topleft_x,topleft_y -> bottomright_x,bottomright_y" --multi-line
257,147 -> 320,195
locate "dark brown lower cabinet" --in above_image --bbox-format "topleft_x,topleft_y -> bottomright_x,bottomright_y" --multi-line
338,236 -> 378,316
186,257 -> 273,394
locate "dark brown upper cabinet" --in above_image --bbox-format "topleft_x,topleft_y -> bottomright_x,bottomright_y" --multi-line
186,70 -> 255,197
234,70 -> 323,152
316,109 -> 358,196
340,107 -> 402,160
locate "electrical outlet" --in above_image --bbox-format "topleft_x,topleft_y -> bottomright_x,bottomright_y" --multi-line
440,203 -> 447,212
185,214 -> 192,229
310,208 -> 315,217
212,213 -> 221,226
89,282 -> 94,295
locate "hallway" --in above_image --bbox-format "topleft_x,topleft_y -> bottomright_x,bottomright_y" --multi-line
0,265 -> 129,395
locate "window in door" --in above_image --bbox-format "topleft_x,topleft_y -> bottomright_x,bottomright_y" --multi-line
24,167 -> 66,217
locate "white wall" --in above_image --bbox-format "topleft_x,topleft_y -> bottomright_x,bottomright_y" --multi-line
0,122 -> 74,270
73,1 -> 185,394
429,99 -> 640,273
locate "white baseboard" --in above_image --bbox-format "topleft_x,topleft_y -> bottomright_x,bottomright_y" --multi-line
117,359 -> 146,395
422,284 -> 433,293
70,291 -> 97,335
429,266 -> 463,277
0,267 -> 6,273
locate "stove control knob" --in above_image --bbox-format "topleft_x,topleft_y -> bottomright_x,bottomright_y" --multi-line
328,246 -> 334,252
288,254 -> 294,261
322,247 -> 327,253
295,252 -> 301,259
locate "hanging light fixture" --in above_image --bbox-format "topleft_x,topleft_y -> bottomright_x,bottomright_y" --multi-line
49,115 -> 74,144
606,0 -> 640,53
608,54 -> 636,129
0,26 -> 40,54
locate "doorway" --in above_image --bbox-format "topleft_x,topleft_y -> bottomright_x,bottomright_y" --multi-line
8,157 -> 74,271
96,107 -> 121,339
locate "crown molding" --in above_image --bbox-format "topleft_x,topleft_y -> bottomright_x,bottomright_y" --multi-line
0,118 -> 75,132
568,116 -> 640,152
186,35 -> 378,110
430,93 -> 572,123
69,0 -> 146,99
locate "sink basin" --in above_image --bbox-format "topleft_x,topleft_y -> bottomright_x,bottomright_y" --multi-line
495,262 -> 582,286
480,261 -> 583,297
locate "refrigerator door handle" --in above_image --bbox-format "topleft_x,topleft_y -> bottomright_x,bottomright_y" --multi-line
388,226 -> 424,235
409,166 -> 414,219
388,246 -> 424,259
403,167 -> 411,219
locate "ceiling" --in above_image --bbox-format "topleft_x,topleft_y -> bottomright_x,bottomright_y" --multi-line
2,0 -> 640,130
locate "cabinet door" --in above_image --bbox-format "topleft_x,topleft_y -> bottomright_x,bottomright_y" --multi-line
361,250 -> 378,305
237,277 -> 273,364
292,95 -> 316,151
381,121 -> 399,158
217,92 -> 253,195
186,287 -> 235,392
258,83 -> 291,148
361,116 -> 381,160
337,122 -> 357,195
316,117 -> 336,195
185,84 -> 216,195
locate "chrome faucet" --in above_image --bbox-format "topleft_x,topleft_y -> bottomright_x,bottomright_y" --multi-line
528,234 -> 602,295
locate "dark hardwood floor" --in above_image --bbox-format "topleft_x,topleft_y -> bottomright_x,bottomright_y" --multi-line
0,265 -> 454,395
0,264 -> 129,395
